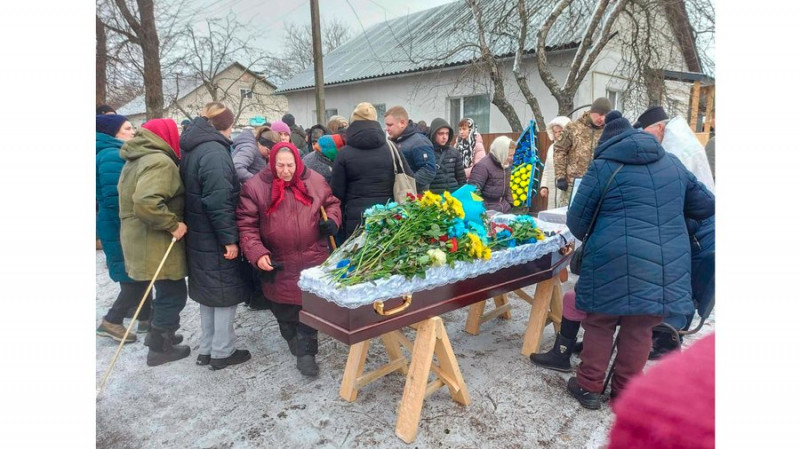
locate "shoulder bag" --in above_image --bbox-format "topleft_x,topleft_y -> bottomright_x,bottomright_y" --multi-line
570,163 -> 624,275
387,140 -> 418,203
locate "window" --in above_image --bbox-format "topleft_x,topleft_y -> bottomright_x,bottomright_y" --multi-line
325,109 -> 338,121
240,88 -> 252,99
449,94 -> 490,133
606,89 -> 621,113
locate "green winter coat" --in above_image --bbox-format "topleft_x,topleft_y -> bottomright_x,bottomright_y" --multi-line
118,128 -> 187,281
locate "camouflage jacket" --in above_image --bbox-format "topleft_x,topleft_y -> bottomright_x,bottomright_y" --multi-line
553,111 -> 604,182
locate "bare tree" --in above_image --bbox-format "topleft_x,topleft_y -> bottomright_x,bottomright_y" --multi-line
96,15 -> 108,106
279,18 -> 352,79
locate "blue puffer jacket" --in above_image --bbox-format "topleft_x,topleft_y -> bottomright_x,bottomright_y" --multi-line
96,132 -> 131,282
567,129 -> 715,317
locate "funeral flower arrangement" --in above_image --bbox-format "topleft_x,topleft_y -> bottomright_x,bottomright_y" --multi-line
326,185 -> 546,286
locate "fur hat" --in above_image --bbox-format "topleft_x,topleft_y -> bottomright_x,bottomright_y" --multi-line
270,121 -> 291,135
633,106 -> 669,129
281,113 -> 296,127
96,114 -> 128,137
590,97 -> 612,115
598,110 -> 631,145
546,116 -> 571,141
350,102 -> 378,122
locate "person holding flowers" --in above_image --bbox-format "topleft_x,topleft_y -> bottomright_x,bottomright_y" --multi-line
236,142 -> 341,377
467,135 -> 515,213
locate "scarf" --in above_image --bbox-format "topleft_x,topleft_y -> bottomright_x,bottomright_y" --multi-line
266,142 -> 313,215
142,118 -> 181,159
455,118 -> 477,168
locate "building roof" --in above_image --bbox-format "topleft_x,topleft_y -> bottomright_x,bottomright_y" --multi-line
116,62 -> 276,117
275,0 -> 600,94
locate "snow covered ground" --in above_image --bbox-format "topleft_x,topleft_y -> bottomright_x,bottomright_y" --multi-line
95,250 -> 714,448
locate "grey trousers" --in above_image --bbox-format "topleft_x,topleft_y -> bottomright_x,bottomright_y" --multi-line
198,304 -> 238,359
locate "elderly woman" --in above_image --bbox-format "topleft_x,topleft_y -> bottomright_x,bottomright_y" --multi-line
455,118 -> 486,178
563,111 -> 714,409
180,102 -> 251,370
118,118 -> 191,367
96,114 -> 155,343
540,116 -> 571,209
467,135 -> 514,213
327,115 -> 348,135
236,142 -> 341,377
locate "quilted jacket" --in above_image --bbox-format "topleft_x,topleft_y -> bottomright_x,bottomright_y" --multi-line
96,132 -> 131,282
567,129 -> 715,317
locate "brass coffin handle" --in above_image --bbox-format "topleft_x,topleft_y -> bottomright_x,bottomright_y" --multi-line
373,294 -> 413,316
559,242 -> 575,256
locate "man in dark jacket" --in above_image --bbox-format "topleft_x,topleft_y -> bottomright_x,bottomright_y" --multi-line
427,118 -> 466,194
564,111 -> 714,409
282,113 -> 308,156
385,105 -> 436,192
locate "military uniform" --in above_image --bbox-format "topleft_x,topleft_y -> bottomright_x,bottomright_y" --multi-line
553,111 -> 604,206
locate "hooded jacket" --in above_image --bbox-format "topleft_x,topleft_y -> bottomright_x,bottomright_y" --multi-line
566,129 -> 715,317
96,132 -> 131,282
236,166 -> 341,305
118,128 -> 187,281
330,119 -> 414,237
391,120 -> 436,191
231,130 -> 266,184
427,118 -> 466,194
179,117 -> 249,307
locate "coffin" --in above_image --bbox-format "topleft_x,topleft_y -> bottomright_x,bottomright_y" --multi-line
299,241 -> 572,345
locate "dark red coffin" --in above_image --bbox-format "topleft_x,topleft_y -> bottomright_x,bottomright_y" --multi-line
300,248 -> 572,345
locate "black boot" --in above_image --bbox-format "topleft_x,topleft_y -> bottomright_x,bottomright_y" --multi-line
210,349 -> 252,370
573,340 -> 583,354
567,377 -> 601,410
144,329 -> 183,346
145,326 -> 190,367
648,331 -> 681,360
530,334 -> 576,372
278,322 -> 298,356
295,333 -> 319,377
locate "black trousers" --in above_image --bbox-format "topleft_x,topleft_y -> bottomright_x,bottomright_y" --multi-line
150,279 -> 188,331
105,281 -> 152,324
269,301 -> 317,338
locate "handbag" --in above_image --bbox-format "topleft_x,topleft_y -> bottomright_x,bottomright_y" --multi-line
570,164 -> 624,275
387,140 -> 417,203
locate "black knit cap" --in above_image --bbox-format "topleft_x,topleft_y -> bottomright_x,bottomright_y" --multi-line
281,113 -> 295,127
633,106 -> 669,129
598,110 -> 631,145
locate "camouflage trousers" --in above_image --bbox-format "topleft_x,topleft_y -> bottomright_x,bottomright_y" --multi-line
556,182 -> 574,208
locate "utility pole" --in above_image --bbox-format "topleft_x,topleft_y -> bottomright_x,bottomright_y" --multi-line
310,0 -> 325,125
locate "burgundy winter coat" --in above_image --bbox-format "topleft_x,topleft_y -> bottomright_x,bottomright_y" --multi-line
468,154 -> 513,213
236,167 -> 341,305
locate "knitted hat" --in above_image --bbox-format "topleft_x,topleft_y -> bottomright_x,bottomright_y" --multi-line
96,114 -> 129,137
351,102 -> 378,122
598,110 -> 631,145
207,107 -> 234,131
281,113 -> 296,127
318,134 -> 344,161
270,120 -> 291,135
96,104 -> 116,115
633,106 -> 669,129
589,97 -> 612,115
607,333 -> 715,449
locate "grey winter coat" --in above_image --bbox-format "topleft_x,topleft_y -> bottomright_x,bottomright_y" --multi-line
231,131 -> 266,184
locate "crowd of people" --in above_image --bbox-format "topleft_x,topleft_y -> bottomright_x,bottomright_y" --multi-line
96,96 -> 715,422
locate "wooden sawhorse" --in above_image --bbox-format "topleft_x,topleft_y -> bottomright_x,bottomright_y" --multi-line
339,316 -> 470,443
464,276 -> 564,356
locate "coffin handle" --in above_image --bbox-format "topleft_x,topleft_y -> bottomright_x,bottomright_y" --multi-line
373,295 -> 413,316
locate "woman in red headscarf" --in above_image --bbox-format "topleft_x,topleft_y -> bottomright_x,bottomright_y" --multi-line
236,142 -> 341,377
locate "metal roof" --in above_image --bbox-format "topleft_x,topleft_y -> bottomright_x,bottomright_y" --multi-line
275,0 -> 597,93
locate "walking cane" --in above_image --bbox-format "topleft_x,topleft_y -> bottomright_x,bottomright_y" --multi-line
97,237 -> 177,397
320,206 -> 337,250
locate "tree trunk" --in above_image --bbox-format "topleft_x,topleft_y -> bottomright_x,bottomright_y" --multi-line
96,15 -> 107,107
138,0 -> 164,119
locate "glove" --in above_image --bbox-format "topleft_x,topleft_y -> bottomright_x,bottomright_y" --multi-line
556,178 -> 568,191
319,219 -> 338,236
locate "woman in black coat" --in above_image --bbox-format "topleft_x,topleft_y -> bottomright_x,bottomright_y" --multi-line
179,102 -> 250,370
330,103 -> 413,238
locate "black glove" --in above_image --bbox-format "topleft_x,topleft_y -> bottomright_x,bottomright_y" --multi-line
556,178 -> 568,191
319,219 -> 338,236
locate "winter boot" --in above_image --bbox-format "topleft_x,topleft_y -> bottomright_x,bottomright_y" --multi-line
209,349 -> 252,370
295,333 -> 319,377
278,322 -> 298,356
648,331 -> 681,360
137,320 -> 150,334
530,334 -> 575,372
567,377 -> 601,410
144,329 -> 183,346
573,340 -> 583,354
145,326 -> 190,367
96,319 -> 137,343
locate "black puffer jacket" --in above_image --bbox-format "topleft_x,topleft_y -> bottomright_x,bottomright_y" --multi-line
427,118 -> 466,194
179,117 -> 249,307
330,119 -> 413,238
